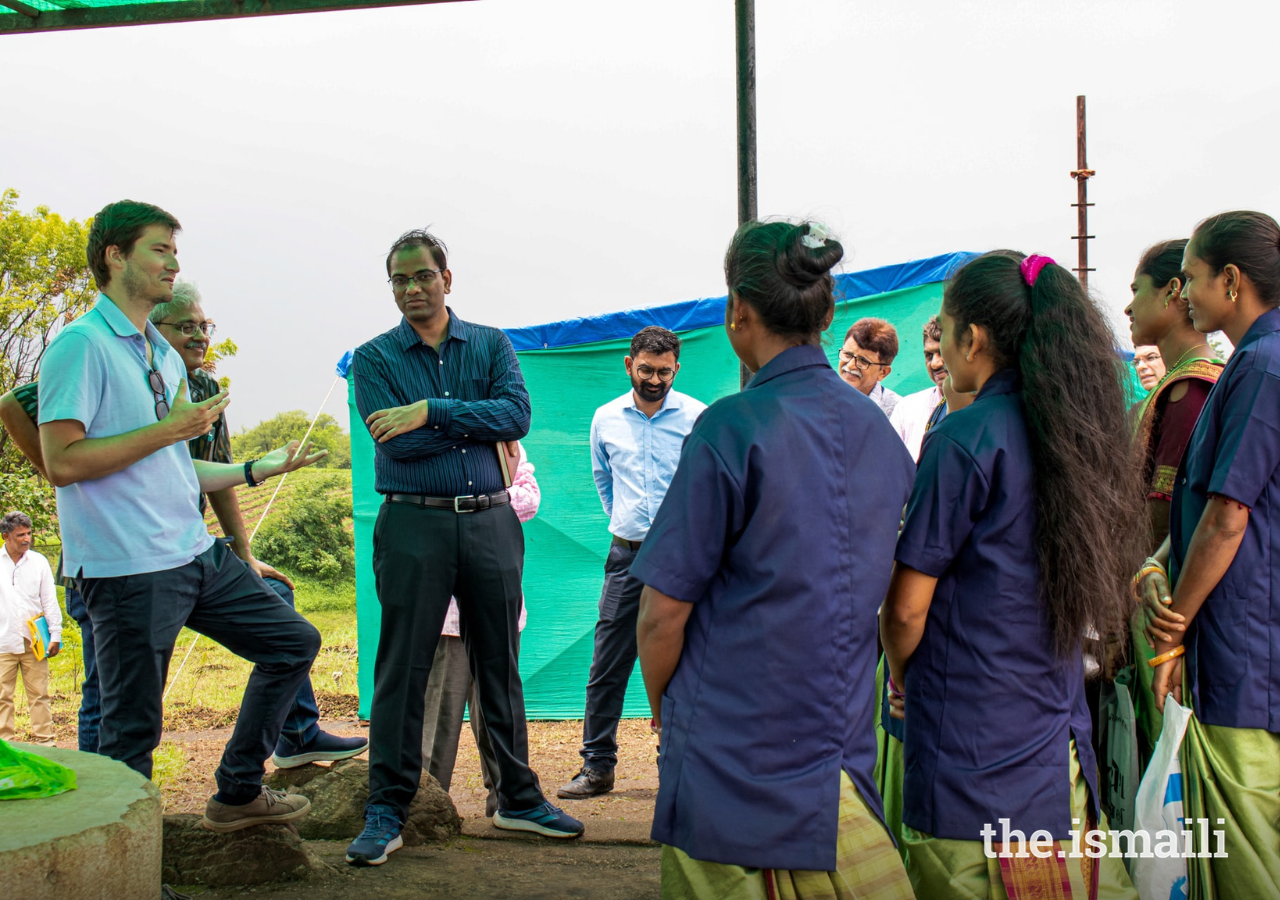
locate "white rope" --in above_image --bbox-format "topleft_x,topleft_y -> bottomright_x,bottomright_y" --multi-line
163,373 -> 343,702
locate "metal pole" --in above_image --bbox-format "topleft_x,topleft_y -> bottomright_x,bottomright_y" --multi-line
736,0 -> 756,388
1071,95 -> 1095,289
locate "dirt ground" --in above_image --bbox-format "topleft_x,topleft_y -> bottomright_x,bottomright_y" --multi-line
38,714 -> 662,897
189,838 -> 660,900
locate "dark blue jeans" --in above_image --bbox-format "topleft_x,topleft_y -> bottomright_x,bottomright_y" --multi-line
79,540 -> 320,797
260,577 -> 322,754
64,586 -> 101,754
580,542 -> 644,771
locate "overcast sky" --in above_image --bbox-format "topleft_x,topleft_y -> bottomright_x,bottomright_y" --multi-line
4,0 -> 1279,431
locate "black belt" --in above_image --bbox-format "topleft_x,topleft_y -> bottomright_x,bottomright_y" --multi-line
612,535 -> 643,552
386,490 -> 511,513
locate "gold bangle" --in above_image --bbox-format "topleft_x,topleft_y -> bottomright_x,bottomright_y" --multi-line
1133,564 -> 1166,587
1148,645 -> 1186,668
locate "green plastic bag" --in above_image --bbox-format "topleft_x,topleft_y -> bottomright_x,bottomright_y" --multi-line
0,739 -> 77,800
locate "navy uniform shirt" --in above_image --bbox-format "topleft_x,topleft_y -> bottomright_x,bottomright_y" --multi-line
1170,307 -> 1280,733
895,368 -> 1097,841
631,344 -> 915,871
352,311 -> 531,496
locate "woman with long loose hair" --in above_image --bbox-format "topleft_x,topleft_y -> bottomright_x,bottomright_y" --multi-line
1138,210 -> 1280,898
881,251 -> 1143,898
634,220 -> 917,899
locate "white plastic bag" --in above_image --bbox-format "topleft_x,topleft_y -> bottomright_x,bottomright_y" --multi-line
1131,696 -> 1192,900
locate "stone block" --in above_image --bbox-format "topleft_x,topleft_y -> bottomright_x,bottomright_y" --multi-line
266,758 -> 461,844
161,814 -> 333,887
0,743 -> 162,900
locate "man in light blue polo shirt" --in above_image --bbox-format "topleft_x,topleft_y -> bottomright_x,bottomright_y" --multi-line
557,326 -> 706,800
39,200 -> 327,833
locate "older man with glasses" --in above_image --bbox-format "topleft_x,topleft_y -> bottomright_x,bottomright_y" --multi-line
37,199 -> 327,832
557,326 -> 706,801
837,318 -> 901,417
150,281 -> 368,770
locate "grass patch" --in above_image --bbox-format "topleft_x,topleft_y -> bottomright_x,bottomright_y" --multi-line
152,741 -> 188,792
40,577 -> 361,742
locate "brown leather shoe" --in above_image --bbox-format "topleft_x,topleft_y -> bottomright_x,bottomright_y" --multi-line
202,786 -> 311,833
556,766 -> 615,799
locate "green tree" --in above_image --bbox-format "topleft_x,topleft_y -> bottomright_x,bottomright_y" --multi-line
0,189 -> 96,474
231,410 -> 351,469
203,337 -> 238,390
253,474 -> 354,582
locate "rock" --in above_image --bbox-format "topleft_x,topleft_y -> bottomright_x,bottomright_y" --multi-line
266,758 -> 461,844
161,814 -> 333,887
0,743 -> 162,900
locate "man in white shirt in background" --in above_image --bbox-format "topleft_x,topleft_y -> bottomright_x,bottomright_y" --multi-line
889,315 -> 948,461
0,511 -> 61,746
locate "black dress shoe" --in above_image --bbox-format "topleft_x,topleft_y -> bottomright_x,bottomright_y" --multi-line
556,766 -> 615,799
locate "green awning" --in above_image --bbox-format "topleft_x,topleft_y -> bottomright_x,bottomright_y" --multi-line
0,0 -> 469,35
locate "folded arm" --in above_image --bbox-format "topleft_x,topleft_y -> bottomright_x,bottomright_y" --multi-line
354,349 -> 467,460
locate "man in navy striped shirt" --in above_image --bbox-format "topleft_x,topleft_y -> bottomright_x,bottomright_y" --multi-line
347,230 -> 584,866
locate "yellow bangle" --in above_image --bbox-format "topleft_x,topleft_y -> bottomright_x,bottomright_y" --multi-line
1148,645 -> 1186,668
1134,562 -> 1166,584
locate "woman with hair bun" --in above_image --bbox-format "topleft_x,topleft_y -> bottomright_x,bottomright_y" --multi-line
882,251 -> 1143,898
1137,210 -> 1280,898
1123,238 -> 1226,765
633,221 -> 916,899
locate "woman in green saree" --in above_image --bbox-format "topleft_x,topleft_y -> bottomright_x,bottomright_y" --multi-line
1138,211 -> 1280,899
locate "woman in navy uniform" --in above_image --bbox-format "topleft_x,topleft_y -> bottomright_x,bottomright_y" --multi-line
634,220 -> 916,899
882,251 -> 1143,898
1139,210 -> 1280,898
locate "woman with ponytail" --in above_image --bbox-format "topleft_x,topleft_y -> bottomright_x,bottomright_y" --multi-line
882,251 -> 1143,898
1136,211 -> 1280,898
1123,239 -> 1226,765
633,221 -> 916,899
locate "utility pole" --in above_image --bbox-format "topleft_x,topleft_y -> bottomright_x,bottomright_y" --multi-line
736,0 -> 756,388
1071,95 -> 1095,290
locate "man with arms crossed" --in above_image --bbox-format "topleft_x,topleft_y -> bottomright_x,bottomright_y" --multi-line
558,326 -> 705,799
39,200 -> 325,831
349,230 -> 583,867
150,281 -> 368,768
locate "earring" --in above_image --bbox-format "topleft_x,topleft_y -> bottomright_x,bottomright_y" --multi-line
729,321 -> 737,330
1230,289 -> 1238,304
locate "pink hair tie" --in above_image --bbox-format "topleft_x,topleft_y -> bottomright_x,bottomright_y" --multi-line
1020,254 -> 1054,287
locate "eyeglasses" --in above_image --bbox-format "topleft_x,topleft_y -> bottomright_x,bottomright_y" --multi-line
148,369 -> 170,420
388,269 -> 444,291
838,350 -> 885,371
635,365 -> 676,382
159,320 -> 217,339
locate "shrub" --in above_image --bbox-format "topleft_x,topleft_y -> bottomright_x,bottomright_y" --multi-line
0,471 -> 57,538
253,474 -> 354,583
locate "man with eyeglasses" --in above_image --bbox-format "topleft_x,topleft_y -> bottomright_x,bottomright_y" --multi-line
150,280 -> 368,770
557,326 -> 706,801
349,229 -> 583,866
837,318 -> 901,417
36,199 -> 327,833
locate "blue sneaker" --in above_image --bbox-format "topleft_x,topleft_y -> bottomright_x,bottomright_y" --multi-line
273,730 -> 369,769
493,801 -> 585,839
346,805 -> 403,866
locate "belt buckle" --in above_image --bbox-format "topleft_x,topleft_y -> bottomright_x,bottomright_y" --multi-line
453,496 -> 474,514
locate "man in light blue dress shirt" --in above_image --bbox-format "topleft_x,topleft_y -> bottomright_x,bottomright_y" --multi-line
557,327 -> 706,799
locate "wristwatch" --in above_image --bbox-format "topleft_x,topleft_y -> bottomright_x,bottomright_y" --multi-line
245,459 -> 266,487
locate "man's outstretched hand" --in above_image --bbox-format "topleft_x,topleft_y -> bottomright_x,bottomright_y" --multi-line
254,441 -> 328,480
